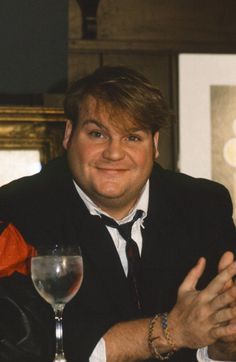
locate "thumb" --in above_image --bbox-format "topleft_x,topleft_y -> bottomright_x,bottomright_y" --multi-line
178,257 -> 206,296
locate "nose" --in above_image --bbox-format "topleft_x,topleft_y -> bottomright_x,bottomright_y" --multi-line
102,139 -> 125,161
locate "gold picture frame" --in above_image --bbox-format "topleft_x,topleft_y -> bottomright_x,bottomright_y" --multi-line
0,106 -> 66,166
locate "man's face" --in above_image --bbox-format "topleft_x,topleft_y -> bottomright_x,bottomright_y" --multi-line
63,96 -> 159,218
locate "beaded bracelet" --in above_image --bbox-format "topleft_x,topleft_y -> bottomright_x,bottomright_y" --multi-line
160,313 -> 177,353
148,313 -> 176,360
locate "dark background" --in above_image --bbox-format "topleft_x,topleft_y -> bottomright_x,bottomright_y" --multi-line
0,0 -> 68,96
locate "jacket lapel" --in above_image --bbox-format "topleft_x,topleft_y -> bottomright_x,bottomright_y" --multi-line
140,164 -> 191,312
63,178 -> 134,317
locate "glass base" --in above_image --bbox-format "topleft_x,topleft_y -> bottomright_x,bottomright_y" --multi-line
53,354 -> 67,362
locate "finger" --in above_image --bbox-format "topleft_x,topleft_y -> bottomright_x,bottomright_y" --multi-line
202,262 -> 236,300
178,257 -> 206,295
218,251 -> 235,291
211,322 -> 236,340
211,285 -> 236,311
230,301 -> 236,308
211,304 -> 236,325
229,317 -> 236,325
217,333 -> 236,343
218,251 -> 234,273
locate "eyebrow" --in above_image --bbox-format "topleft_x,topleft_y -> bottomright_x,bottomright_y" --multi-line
81,119 -> 148,133
81,119 -> 108,130
127,127 -> 148,133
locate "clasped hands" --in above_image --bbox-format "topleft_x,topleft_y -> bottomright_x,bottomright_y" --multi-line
168,251 -> 236,360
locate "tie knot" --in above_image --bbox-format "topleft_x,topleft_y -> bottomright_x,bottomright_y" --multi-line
100,209 -> 143,242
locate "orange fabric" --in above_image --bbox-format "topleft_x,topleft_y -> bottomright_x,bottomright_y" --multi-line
0,223 -> 36,277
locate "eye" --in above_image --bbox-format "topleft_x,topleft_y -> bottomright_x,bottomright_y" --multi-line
126,134 -> 141,142
89,130 -> 105,139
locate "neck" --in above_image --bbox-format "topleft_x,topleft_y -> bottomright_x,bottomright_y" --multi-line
73,179 -> 149,221
96,202 -> 136,220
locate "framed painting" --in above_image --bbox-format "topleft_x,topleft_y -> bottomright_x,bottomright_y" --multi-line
0,106 -> 66,186
179,54 -> 236,222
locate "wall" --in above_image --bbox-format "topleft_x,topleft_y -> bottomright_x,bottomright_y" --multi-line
1,0 -> 236,170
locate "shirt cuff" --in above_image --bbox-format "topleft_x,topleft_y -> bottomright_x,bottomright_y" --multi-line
197,347 -> 235,362
89,338 -> 106,362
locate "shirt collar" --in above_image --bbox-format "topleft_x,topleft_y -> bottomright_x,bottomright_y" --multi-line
73,180 -> 149,224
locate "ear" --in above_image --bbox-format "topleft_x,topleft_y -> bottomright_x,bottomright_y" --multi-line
63,120 -> 73,150
153,132 -> 159,159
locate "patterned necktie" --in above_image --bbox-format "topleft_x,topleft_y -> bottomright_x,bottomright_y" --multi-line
100,210 -> 143,311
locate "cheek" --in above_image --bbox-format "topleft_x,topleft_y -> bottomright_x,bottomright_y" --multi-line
134,147 -> 154,167
67,143 -> 85,172
69,138 -> 87,158
70,141 -> 100,166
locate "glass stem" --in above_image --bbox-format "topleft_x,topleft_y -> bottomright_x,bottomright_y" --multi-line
53,304 -> 66,361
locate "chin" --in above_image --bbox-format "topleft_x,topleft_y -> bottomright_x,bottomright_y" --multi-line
95,183 -> 123,194
93,187 -> 126,201
98,191 -> 122,199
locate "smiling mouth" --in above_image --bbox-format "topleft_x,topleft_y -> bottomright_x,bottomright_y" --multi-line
95,166 -> 130,174
98,168 -> 127,173
97,167 -> 127,172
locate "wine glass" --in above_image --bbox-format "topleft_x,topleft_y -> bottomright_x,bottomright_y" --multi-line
31,244 -> 83,362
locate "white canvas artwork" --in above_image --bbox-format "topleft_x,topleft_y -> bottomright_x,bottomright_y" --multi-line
179,54 -> 236,222
0,150 -> 41,187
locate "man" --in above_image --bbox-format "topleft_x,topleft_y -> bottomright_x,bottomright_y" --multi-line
0,65 -> 236,362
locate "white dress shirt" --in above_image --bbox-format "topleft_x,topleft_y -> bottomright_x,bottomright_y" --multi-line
73,180 -> 227,362
197,347 -> 235,362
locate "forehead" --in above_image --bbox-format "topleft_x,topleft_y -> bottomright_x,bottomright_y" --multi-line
78,95 -> 141,130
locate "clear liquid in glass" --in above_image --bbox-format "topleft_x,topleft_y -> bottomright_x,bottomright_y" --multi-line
31,255 -> 83,306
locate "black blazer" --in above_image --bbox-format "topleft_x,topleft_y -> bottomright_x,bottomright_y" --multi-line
0,156 -> 235,362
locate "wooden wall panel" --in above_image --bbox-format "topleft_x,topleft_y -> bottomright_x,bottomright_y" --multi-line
97,0 -> 236,51
68,53 -> 100,84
